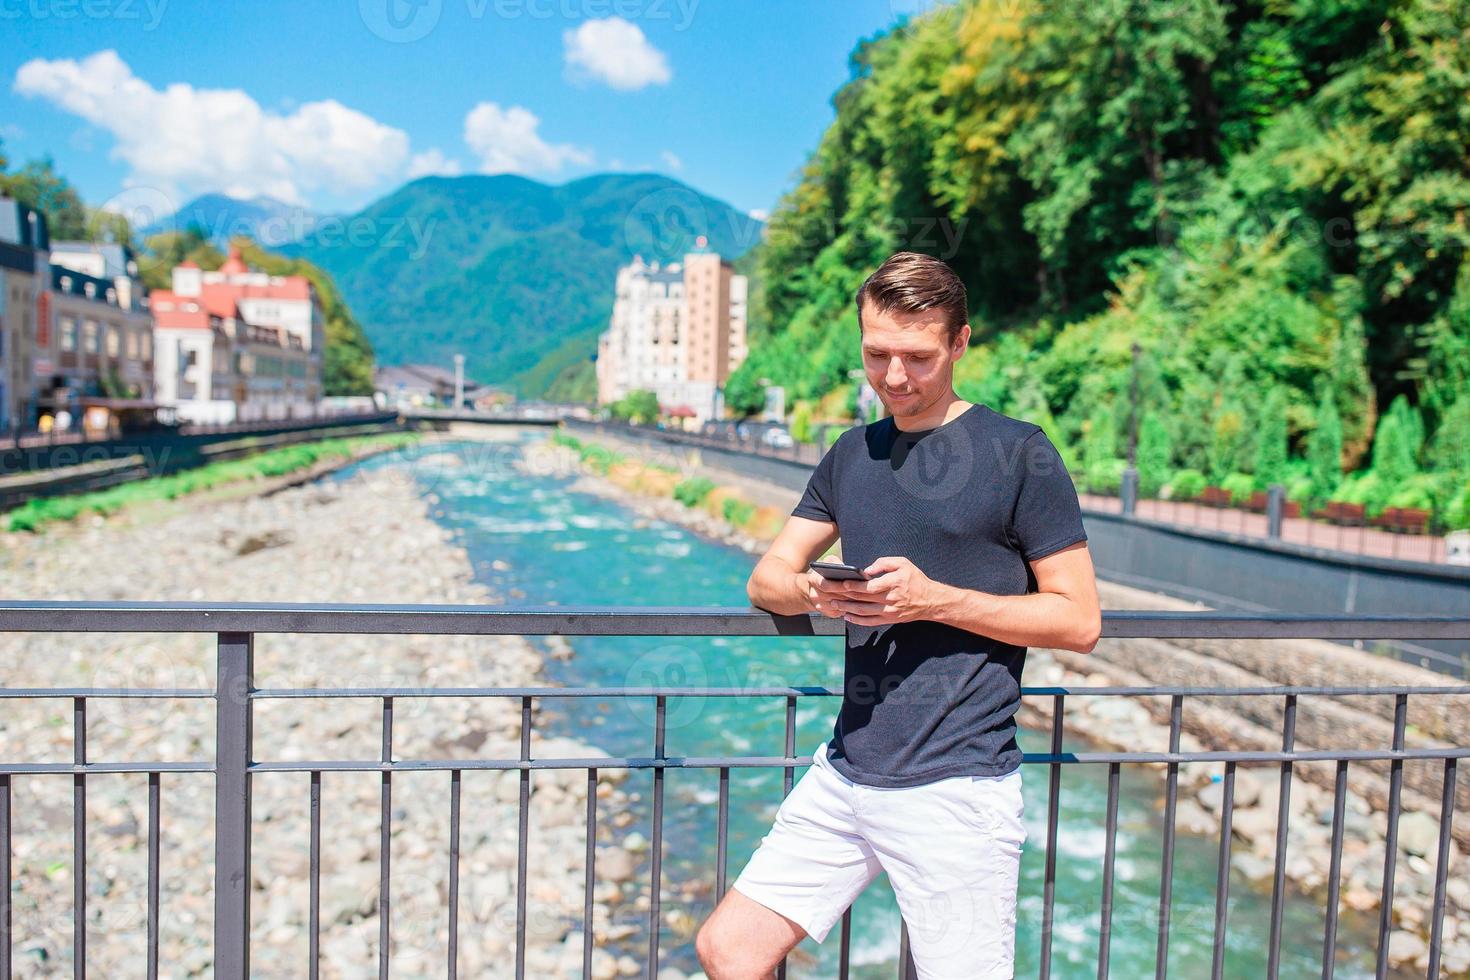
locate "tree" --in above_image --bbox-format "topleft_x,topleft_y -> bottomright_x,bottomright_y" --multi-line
1253,388 -> 1289,488
1137,412 -> 1173,497
610,389 -> 660,425
0,156 -> 87,239
1371,395 -> 1421,494
1308,387 -> 1344,500
1430,396 -> 1470,480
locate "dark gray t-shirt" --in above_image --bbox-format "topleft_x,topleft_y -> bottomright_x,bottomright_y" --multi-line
793,402 -> 1087,787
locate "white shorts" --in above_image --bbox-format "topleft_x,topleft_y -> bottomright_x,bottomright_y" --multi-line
731,741 -> 1026,980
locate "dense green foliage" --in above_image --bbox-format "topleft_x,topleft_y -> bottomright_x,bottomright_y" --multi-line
730,0 -> 1470,526
288,173 -> 762,402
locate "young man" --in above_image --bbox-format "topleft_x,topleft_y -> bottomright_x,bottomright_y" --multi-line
695,252 -> 1101,979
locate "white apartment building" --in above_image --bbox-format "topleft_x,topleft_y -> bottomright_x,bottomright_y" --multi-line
596,242 -> 748,424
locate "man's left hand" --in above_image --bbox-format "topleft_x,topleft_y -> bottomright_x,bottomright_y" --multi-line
829,556 -> 943,626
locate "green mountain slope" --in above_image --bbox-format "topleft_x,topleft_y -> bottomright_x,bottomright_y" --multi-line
287,173 -> 763,400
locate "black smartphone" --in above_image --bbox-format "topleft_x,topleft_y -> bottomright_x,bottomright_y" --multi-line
810,560 -> 870,581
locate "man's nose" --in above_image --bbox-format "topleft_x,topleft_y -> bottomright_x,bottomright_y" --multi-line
885,360 -> 907,386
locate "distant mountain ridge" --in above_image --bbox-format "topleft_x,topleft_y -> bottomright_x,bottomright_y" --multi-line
282,172 -> 763,400
144,193 -> 321,247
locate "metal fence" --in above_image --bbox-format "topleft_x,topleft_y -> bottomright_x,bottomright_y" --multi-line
1,603 -> 1468,980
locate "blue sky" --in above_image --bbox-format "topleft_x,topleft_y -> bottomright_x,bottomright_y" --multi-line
1,0 -> 934,220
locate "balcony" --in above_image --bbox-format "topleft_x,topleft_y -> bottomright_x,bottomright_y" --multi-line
0,603 -> 1466,978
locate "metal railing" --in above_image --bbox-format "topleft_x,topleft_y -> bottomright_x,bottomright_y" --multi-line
1,604 -> 1468,979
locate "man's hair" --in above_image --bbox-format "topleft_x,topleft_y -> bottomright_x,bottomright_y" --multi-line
854,251 -> 969,343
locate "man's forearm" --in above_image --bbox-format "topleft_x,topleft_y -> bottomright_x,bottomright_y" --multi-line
927,582 -> 1099,653
747,556 -> 815,616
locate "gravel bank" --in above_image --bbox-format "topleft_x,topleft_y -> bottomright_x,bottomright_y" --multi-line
0,449 -> 662,979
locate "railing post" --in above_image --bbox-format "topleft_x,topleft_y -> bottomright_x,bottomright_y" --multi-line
1120,466 -> 1139,516
1266,483 -> 1286,538
214,632 -> 254,980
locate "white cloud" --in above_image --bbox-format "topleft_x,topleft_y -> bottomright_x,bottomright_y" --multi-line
407,148 -> 464,178
13,50 -> 410,205
563,18 -> 672,91
660,150 -> 683,171
748,208 -> 769,222
463,102 -> 591,175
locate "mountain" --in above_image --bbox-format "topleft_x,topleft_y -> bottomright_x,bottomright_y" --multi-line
144,193 -> 319,247
283,173 -> 763,400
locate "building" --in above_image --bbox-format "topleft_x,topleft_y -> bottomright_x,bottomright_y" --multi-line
149,246 -> 323,424
45,240 -> 157,436
596,238 -> 748,424
0,198 -> 48,433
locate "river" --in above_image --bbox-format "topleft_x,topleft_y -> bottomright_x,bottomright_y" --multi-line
329,432 -> 1389,978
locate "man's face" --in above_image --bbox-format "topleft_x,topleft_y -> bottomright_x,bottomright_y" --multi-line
859,302 -> 969,421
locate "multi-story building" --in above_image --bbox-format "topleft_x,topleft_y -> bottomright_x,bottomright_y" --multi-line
149,246 -> 323,424
596,239 -> 748,423
0,198 -> 48,433
45,240 -> 157,434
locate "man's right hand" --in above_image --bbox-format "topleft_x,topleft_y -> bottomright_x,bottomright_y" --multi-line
803,569 -> 886,619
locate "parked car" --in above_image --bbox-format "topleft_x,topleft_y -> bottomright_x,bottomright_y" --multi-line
761,427 -> 795,449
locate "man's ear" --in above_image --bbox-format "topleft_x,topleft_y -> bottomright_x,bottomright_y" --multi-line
951,322 -> 971,359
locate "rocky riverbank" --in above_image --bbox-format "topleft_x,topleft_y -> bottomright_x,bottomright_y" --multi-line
534,427 -> 1470,975
0,443 -> 666,979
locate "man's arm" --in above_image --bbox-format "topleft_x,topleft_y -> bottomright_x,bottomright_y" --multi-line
834,542 -> 1101,653
927,542 -> 1100,652
746,515 -> 841,616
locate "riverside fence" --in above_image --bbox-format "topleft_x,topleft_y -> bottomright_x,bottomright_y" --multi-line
0,604 -> 1468,979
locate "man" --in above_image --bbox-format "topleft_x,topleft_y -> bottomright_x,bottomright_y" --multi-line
695,252 -> 1101,979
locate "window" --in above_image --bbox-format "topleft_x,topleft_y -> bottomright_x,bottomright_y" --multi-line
126,331 -> 139,359
106,326 -> 120,358
142,334 -> 151,360
83,321 -> 98,354
60,317 -> 77,352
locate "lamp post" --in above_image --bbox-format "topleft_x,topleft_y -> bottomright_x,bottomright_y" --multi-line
452,354 -> 465,411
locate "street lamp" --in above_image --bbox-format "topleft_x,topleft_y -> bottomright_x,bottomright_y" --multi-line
452,353 -> 465,411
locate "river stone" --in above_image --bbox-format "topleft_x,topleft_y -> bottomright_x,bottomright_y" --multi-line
1396,811 -> 1439,858
1386,929 -> 1427,966
600,847 -> 638,883
1231,851 -> 1275,883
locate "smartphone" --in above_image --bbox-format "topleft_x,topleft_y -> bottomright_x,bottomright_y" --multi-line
810,560 -> 870,581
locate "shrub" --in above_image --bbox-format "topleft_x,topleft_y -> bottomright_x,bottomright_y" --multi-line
790,403 -> 813,444
578,445 -> 619,474
1083,458 -> 1127,495
1286,475 -> 1315,503
1220,472 -> 1256,505
1447,481 -> 1470,531
1167,469 -> 1207,500
673,477 -> 716,508
722,496 -> 756,527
